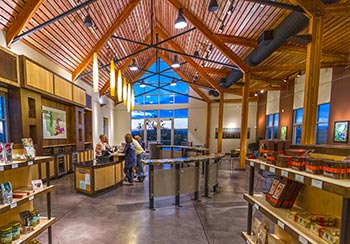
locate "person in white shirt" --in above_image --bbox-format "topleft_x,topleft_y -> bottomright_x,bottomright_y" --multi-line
133,135 -> 145,182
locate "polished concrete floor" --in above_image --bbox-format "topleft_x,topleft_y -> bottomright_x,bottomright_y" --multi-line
35,159 -> 264,244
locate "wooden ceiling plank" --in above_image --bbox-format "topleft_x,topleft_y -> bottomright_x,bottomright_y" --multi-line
216,34 -> 257,48
288,0 -> 324,17
156,25 -> 224,93
72,0 -> 141,82
6,0 -> 45,46
99,33 -> 152,96
324,3 -> 350,16
159,52 -> 211,103
166,0 -> 249,72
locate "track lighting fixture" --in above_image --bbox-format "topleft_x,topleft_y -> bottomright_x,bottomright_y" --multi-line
193,50 -> 200,58
260,90 -> 264,94
129,58 -> 138,71
174,8 -> 187,29
208,0 -> 219,12
171,55 -> 180,68
140,79 -> 146,88
218,23 -> 225,32
297,71 -> 302,77
84,14 -> 92,28
254,92 -> 258,97
283,76 -> 289,83
227,1 -> 235,15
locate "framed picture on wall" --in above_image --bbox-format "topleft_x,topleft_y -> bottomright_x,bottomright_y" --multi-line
280,126 -> 287,140
42,106 -> 67,139
333,121 -> 349,143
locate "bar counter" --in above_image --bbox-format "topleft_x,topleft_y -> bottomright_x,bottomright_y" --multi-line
74,153 -> 125,196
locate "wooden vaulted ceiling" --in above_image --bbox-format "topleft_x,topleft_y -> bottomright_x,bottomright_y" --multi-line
1,0 -> 349,102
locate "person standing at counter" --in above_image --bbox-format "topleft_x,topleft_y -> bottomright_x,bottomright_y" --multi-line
120,133 -> 136,185
133,135 -> 145,182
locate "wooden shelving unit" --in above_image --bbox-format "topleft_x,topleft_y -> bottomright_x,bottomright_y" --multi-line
0,156 -> 54,244
244,158 -> 350,244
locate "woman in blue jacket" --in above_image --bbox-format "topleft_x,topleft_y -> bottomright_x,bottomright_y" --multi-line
121,133 -> 137,185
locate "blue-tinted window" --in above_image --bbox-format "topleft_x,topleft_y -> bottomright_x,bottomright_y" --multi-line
316,103 -> 330,144
266,113 -> 278,139
160,110 -> 174,118
174,109 -> 188,118
295,126 -> 302,145
0,94 -> 8,143
145,95 -> 158,105
295,109 -> 303,124
144,110 -> 158,118
131,110 -> 145,119
316,124 -> 328,144
267,114 -> 273,127
318,103 -> 330,123
273,114 -> 279,127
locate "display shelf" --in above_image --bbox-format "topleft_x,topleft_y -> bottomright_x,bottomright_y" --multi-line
244,194 -> 328,244
0,156 -> 53,172
247,158 -> 350,197
241,232 -> 255,244
0,185 -> 54,214
13,217 -> 56,244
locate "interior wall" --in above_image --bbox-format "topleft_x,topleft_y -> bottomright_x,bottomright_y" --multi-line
266,91 -> 280,115
256,93 -> 267,140
210,101 -> 257,153
328,67 -> 350,145
279,80 -> 295,142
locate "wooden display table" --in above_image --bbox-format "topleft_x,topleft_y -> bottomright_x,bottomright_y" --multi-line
74,154 -> 125,196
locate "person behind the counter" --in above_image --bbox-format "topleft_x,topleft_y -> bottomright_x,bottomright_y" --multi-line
119,133 -> 137,185
133,135 -> 145,182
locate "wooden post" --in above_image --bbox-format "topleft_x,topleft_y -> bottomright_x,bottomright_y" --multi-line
217,92 -> 224,153
301,16 -> 323,145
239,72 -> 250,168
206,102 -> 211,149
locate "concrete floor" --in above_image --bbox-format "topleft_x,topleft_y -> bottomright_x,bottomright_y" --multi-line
35,160 -> 264,244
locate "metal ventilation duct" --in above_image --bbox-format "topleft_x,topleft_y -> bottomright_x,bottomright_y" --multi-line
219,0 -> 339,89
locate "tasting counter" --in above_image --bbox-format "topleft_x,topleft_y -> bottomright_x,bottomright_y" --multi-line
74,153 -> 125,196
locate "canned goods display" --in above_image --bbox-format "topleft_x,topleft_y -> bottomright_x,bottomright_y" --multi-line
0,225 -> 12,244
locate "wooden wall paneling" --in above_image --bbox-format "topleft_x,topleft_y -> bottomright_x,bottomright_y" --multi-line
84,110 -> 93,143
24,59 -> 54,94
0,46 -> 19,86
54,75 -> 73,101
74,106 -> 85,151
256,93 -> 267,140
8,87 -> 23,143
279,80 -> 295,143
72,85 -> 86,106
19,89 -> 43,155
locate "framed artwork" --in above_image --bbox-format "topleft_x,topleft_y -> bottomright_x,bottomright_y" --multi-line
333,121 -> 349,143
215,128 -> 250,139
280,126 -> 287,140
42,106 -> 67,139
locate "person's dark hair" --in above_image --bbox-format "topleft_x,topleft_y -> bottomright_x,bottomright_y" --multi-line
125,133 -> 133,143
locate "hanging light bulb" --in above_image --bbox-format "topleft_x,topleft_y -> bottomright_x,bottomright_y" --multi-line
110,59 -> 115,97
93,52 -> 99,93
208,0 -> 219,12
127,82 -> 131,112
123,78 -> 127,105
129,58 -> 138,71
171,55 -> 180,68
140,79 -> 146,88
174,8 -> 187,29
170,78 -> 177,86
131,88 -> 135,111
117,70 -> 122,101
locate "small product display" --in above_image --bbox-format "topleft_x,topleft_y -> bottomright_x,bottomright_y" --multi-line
323,160 -> 346,179
9,221 -> 20,241
291,156 -> 306,171
0,182 -> 13,205
31,180 -> 43,191
310,223 -> 340,244
0,144 -> 4,163
19,210 -> 34,234
305,157 -> 324,175
21,138 -> 36,160
275,155 -> 292,168
0,225 -> 12,244
3,143 -> 13,163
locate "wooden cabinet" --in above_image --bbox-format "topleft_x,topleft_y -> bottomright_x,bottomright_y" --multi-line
0,157 -> 55,243
243,158 -> 350,244
54,75 -> 72,100
73,85 -> 86,106
24,59 -> 54,94
0,46 -> 19,86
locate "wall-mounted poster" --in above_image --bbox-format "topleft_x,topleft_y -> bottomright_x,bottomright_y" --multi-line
215,128 -> 250,139
333,121 -> 348,143
42,106 -> 67,139
280,126 -> 287,140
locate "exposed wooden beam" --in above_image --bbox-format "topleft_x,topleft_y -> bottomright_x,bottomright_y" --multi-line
156,25 -> 224,93
222,98 -> 258,103
324,3 -> 350,16
251,64 -> 306,72
99,33 -> 151,96
216,34 -> 257,48
239,72 -> 250,169
251,75 -> 285,85
159,53 -> 211,103
167,0 -> 249,72
6,0 -> 45,46
72,0 -> 141,81
217,92 -> 224,153
289,0 -> 324,17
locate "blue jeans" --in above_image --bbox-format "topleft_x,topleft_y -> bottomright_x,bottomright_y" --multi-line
136,153 -> 145,178
124,167 -> 134,183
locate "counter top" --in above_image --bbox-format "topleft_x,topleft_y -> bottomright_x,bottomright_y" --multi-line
74,158 -> 124,168
142,153 -> 224,165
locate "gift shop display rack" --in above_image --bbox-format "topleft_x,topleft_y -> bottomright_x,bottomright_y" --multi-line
0,156 -> 55,244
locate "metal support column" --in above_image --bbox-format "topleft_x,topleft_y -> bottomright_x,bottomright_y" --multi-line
194,160 -> 200,201
247,164 -> 255,235
339,197 -> 350,244
149,164 -> 155,210
175,163 -> 181,206
46,159 -> 52,244
204,159 -> 210,197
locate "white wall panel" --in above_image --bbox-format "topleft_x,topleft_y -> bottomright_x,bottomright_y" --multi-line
266,91 -> 280,115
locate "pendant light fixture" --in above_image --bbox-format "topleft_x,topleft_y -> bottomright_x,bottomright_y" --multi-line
170,78 -> 177,86
131,88 -> 135,111
129,58 -> 138,71
171,55 -> 180,68
174,8 -> 187,29
127,82 -> 131,112
123,78 -> 127,105
117,70 -> 122,101
110,59 -> 115,97
140,79 -> 146,88
208,0 -> 218,12
93,52 -> 99,92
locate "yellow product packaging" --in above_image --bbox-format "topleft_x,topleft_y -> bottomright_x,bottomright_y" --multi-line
311,223 -> 339,244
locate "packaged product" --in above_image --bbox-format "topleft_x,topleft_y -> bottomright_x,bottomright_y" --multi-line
31,179 -> 43,191
291,156 -> 306,171
0,144 -> 4,163
0,225 -> 12,244
3,143 -> 13,163
9,221 -> 20,240
323,160 -> 345,179
275,155 -> 292,168
252,218 -> 262,243
310,223 -> 340,244
19,210 -> 33,234
0,182 -> 13,205
267,233 -> 285,244
305,157 -> 324,175
21,138 -> 36,160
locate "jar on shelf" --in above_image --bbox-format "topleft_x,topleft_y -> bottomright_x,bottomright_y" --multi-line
9,221 -> 20,241
0,225 -> 12,244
